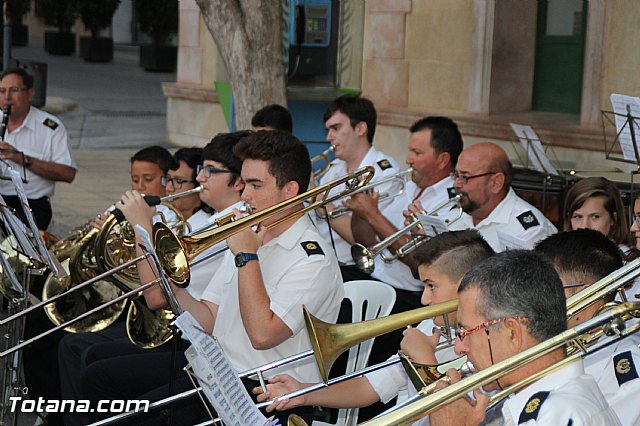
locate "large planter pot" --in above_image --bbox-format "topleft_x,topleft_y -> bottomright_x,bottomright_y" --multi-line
139,45 -> 177,72
44,31 -> 75,56
79,36 -> 113,62
12,24 -> 28,46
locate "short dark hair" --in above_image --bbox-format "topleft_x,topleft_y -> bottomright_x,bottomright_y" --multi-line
535,229 -> 623,292
409,117 -> 464,167
413,230 -> 494,284
459,250 -> 566,342
130,146 -> 174,173
251,104 -> 293,133
323,94 -> 377,144
172,147 -> 203,181
202,131 -> 250,186
0,67 -> 34,89
233,130 -> 311,195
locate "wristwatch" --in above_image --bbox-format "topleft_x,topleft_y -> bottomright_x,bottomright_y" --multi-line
234,252 -> 259,268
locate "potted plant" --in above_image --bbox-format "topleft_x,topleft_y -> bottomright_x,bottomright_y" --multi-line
133,0 -> 178,71
38,0 -> 79,55
6,0 -> 32,46
77,0 -> 120,62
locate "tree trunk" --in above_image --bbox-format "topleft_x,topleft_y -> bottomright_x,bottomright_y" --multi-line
195,0 -> 287,130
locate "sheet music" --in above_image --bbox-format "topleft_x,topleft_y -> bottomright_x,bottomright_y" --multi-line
415,212 -> 449,237
496,230 -> 532,251
0,244 -> 24,294
176,312 -> 268,426
509,123 -> 559,175
0,194 -> 40,261
610,94 -> 640,162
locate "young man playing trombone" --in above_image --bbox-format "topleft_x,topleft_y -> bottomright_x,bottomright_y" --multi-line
427,250 -> 620,426
315,94 -> 403,282
255,230 -> 494,426
536,229 -> 640,426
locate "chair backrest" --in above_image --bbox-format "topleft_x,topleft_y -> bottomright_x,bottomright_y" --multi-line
337,280 -> 396,426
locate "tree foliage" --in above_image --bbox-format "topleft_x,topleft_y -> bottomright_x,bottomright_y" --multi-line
195,0 -> 287,130
133,0 -> 178,47
37,0 -> 79,33
77,0 -> 120,38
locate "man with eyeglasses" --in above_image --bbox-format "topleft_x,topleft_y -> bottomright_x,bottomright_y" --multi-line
535,229 -> 640,426
0,67 -> 76,230
429,250 -> 620,426
163,147 -> 206,222
438,142 -> 556,251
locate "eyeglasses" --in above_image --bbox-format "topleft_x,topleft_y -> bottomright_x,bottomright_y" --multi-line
0,87 -> 29,95
456,316 -> 530,341
196,165 -> 233,178
451,171 -> 497,185
161,176 -> 196,189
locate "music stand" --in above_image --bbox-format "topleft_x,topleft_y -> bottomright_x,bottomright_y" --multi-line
602,94 -> 640,219
7,168 -> 65,278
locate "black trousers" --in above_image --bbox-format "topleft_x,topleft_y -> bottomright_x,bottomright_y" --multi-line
2,194 -> 52,230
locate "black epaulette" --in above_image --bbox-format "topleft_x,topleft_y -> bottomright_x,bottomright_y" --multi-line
43,118 -> 59,130
447,187 -> 457,199
516,210 -> 540,230
301,241 -> 324,256
518,391 -> 549,424
377,159 -> 392,170
613,351 -> 639,386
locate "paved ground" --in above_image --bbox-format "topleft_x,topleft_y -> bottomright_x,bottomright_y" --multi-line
9,44 -> 177,237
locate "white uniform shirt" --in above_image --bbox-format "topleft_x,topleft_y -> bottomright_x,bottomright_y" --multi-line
0,107 -> 76,198
371,176 -> 456,292
184,206 -> 246,301
447,188 -> 556,252
584,334 -> 640,426
501,360 -> 621,426
366,317 -> 457,426
314,146 -> 402,265
201,214 -> 344,383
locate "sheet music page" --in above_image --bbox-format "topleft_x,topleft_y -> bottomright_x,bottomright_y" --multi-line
0,194 -> 40,261
610,94 -> 640,162
176,311 -> 269,426
0,244 -> 24,294
496,230 -> 533,251
415,212 -> 449,237
509,123 -> 559,175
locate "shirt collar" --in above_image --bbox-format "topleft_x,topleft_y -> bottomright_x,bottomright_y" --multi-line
263,213 -> 312,251
13,107 -> 36,133
423,175 -> 454,197
475,187 -> 517,226
359,146 -> 378,169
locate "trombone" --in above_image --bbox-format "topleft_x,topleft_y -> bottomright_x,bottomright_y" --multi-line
360,301 -> 640,426
326,168 -> 413,219
312,145 -> 335,180
352,194 -> 463,274
153,165 -> 376,287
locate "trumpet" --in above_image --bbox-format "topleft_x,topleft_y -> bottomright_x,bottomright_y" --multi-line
352,195 -> 463,274
153,166 -> 375,287
326,168 -> 413,219
311,145 -> 335,180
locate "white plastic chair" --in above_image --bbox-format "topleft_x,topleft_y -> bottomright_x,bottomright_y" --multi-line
313,279 -> 397,426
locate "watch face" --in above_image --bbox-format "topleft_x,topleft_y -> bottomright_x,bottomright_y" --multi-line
234,253 -> 245,267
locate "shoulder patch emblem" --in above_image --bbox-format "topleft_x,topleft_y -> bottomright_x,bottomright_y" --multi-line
377,159 -> 392,170
613,351 -> 638,386
516,210 -> 540,230
301,241 -> 324,256
447,187 -> 457,199
43,118 -> 59,130
518,391 -> 549,424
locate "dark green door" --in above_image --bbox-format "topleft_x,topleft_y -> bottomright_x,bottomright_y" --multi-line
532,0 -> 587,114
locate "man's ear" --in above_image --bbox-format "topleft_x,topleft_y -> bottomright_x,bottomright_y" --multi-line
283,180 -> 300,199
355,121 -> 368,138
490,172 -> 506,195
233,176 -> 245,193
436,151 -> 451,171
503,317 -> 525,352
